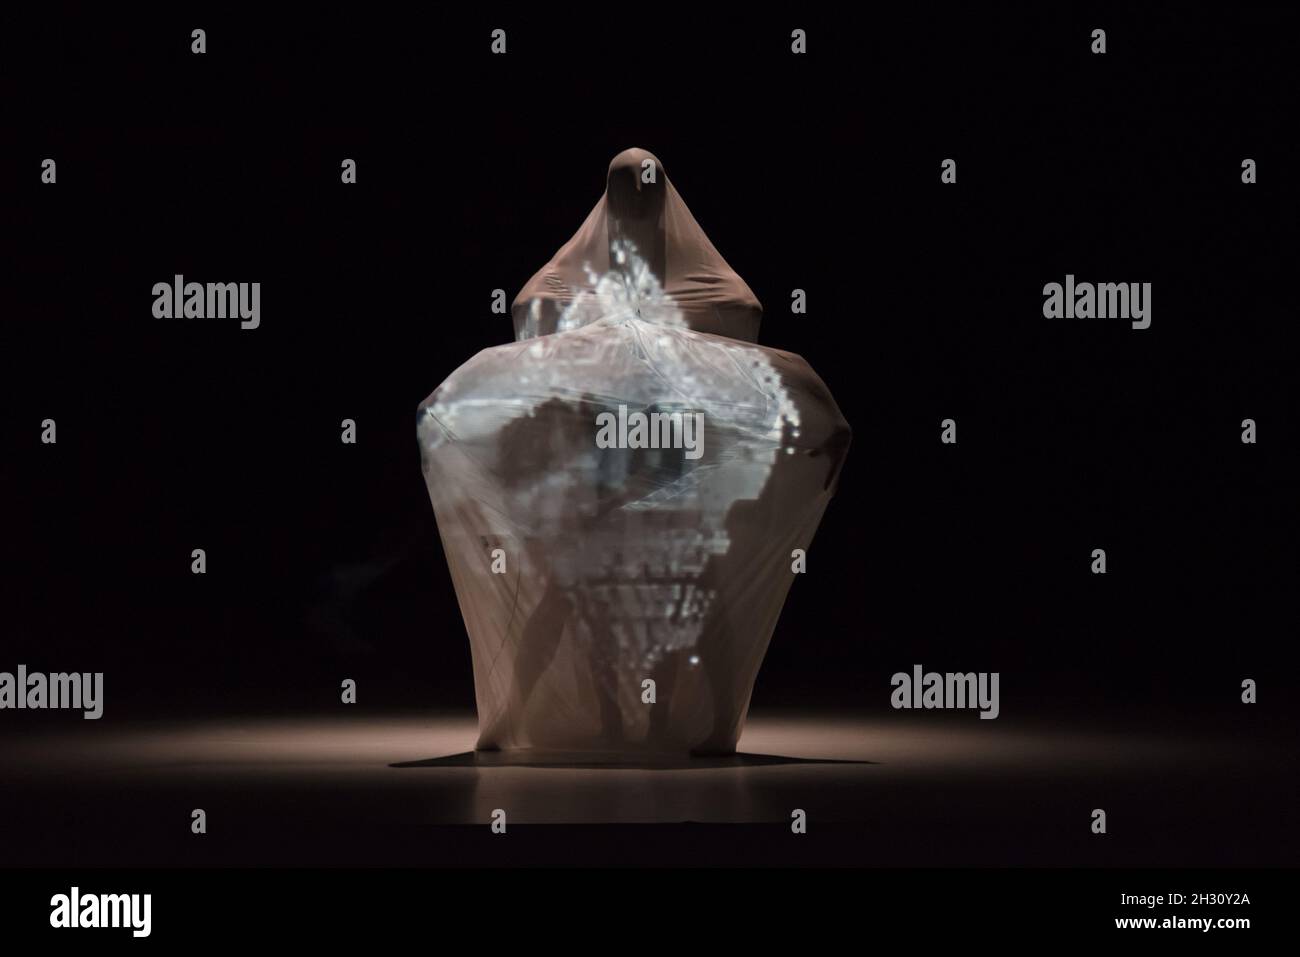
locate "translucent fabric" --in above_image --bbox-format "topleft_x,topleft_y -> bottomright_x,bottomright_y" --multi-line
419,149 -> 850,754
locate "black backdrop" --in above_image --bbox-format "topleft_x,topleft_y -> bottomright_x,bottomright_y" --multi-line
3,7 -> 1294,729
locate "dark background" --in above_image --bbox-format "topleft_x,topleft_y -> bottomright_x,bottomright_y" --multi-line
1,7 -> 1295,762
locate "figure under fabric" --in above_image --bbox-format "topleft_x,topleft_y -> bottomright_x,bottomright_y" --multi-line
419,148 -> 850,755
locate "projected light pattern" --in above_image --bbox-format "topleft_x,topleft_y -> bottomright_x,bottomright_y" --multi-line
549,238 -> 689,333
420,245 -> 793,684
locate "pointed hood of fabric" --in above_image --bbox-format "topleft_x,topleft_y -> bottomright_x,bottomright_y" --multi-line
512,148 -> 763,343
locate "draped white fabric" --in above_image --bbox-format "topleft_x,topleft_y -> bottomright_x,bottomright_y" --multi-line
419,149 -> 850,754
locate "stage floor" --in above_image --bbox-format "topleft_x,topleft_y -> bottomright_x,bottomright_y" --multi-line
1,711 -> 1294,866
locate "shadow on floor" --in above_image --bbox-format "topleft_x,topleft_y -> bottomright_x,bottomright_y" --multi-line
391,750 -> 877,770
